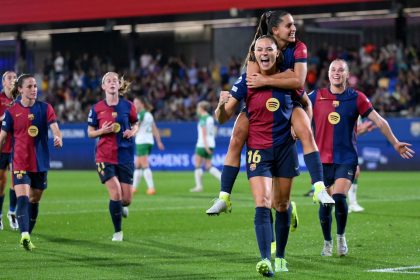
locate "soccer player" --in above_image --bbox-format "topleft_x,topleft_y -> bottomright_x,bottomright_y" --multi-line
207,10 -> 333,216
132,96 -> 164,195
0,74 -> 63,250
310,59 -> 414,257
217,35 -> 300,277
87,72 -> 138,242
0,71 -> 18,231
190,101 -> 221,192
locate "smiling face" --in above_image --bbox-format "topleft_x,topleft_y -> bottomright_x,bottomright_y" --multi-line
271,14 -> 296,45
328,60 -> 349,89
101,72 -> 120,95
254,37 -> 279,74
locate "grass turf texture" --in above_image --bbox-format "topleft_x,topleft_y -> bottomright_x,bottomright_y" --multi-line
1,171 -> 419,279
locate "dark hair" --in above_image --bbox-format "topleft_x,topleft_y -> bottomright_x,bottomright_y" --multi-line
11,73 -> 34,99
135,96 -> 153,112
254,35 -> 282,69
246,10 -> 290,63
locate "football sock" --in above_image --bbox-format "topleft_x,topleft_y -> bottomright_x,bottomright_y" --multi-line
220,165 -> 239,194
133,169 -> 143,189
109,200 -> 122,233
143,168 -> 154,189
304,151 -> 323,183
29,203 -> 39,234
16,196 -> 30,233
194,168 -> 203,189
209,166 -> 221,181
254,207 -> 272,260
319,204 -> 333,241
0,195 -> 4,215
9,189 -> 17,212
275,207 -> 291,258
333,194 -> 348,235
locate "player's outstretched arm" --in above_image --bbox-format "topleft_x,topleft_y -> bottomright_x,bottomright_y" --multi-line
367,110 -> 414,159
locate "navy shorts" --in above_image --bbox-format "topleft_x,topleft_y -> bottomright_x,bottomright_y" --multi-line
13,171 -> 48,190
246,139 -> 300,179
0,153 -> 11,170
96,162 -> 134,185
322,163 -> 357,188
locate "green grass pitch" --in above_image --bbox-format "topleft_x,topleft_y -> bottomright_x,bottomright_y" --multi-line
1,171 -> 419,279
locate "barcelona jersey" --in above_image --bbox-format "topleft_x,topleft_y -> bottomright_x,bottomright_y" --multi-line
0,91 -> 14,153
231,73 -> 294,149
309,87 -> 373,165
2,100 -> 57,172
88,99 -> 138,164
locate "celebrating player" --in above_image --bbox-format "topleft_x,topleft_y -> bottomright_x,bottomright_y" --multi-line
217,35 -> 300,277
310,59 -> 414,257
87,72 -> 138,242
0,71 -> 18,231
207,10 -> 333,216
0,74 -> 63,250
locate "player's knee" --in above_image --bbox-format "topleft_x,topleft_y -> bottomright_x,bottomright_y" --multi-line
272,200 -> 289,212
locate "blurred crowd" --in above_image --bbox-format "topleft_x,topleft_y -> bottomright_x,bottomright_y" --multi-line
17,41 -> 420,122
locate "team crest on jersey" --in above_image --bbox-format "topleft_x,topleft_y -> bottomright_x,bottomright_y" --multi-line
27,125 -> 39,137
112,112 -> 118,118
28,114 -> 34,120
332,100 -> 340,107
113,123 -> 121,133
249,163 -> 257,171
328,112 -> 340,125
266,98 -> 280,112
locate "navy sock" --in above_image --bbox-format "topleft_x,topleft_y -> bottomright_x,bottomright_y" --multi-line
16,196 -> 30,233
275,207 -> 291,258
333,194 -> 348,235
304,151 -> 323,183
220,165 -> 240,194
319,204 -> 333,241
9,189 -> 17,212
29,203 -> 39,234
0,195 -> 4,215
109,200 -> 122,233
254,207 -> 272,260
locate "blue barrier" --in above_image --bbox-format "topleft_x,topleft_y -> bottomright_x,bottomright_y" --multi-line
49,118 -> 420,171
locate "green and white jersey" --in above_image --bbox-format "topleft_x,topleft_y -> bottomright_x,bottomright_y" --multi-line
135,110 -> 155,145
196,114 -> 216,148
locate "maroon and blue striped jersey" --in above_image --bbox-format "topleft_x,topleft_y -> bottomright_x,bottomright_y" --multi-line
88,99 -> 138,164
231,74 -> 294,149
0,91 -> 14,153
309,87 -> 373,165
2,100 -> 57,172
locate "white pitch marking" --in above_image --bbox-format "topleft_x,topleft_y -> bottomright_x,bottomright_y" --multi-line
367,265 -> 420,274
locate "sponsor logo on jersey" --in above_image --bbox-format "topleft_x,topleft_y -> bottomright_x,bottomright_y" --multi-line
113,123 -> 121,133
266,98 -> 280,112
16,113 -> 22,117
28,125 -> 39,137
328,112 -> 340,125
